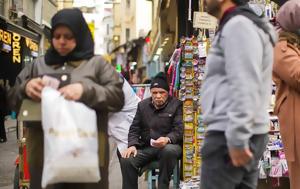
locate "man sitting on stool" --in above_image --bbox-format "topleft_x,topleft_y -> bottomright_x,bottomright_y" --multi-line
119,72 -> 183,189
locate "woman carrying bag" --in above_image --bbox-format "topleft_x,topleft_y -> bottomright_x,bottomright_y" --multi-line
8,8 -> 124,189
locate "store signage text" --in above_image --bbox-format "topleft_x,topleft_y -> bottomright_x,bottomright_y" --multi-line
12,33 -> 21,63
193,12 -> 217,29
26,38 -> 38,52
0,29 -> 12,45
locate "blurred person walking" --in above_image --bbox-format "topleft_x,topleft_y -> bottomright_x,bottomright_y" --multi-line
200,0 -> 276,188
108,78 -> 140,189
8,8 -> 124,189
272,1 -> 300,189
108,78 -> 140,153
0,84 -> 7,143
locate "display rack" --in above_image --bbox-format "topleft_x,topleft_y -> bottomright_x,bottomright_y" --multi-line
173,36 -> 209,181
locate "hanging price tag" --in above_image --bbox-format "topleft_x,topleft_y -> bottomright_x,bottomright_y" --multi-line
198,42 -> 207,58
270,159 -> 283,177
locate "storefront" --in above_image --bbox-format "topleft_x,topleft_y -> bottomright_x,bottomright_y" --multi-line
0,17 -> 39,86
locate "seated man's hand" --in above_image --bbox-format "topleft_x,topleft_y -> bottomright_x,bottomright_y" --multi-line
152,137 -> 169,148
121,146 -> 137,158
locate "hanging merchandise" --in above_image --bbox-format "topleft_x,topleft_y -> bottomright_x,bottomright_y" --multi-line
167,35 -> 209,182
248,0 -> 279,19
131,84 -> 151,100
168,48 -> 182,96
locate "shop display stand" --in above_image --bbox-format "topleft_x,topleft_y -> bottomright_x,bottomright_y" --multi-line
175,35 -> 209,186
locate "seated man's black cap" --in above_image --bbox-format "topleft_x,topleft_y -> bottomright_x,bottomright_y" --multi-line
150,72 -> 169,92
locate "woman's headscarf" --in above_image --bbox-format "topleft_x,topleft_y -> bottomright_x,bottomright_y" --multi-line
276,0 -> 300,34
45,8 -> 94,65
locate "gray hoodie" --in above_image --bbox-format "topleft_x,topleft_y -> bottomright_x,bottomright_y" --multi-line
201,15 -> 277,149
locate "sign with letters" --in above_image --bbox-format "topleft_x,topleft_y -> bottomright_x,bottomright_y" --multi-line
12,33 -> 21,63
193,12 -> 217,29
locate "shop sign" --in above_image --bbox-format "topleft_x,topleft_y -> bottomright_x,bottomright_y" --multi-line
0,29 -> 12,45
193,12 -> 217,29
25,37 -> 38,52
0,29 -> 12,52
12,33 -> 21,63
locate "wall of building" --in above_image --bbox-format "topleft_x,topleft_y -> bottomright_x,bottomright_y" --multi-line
57,0 -> 73,10
102,7 -> 113,54
0,0 -> 4,15
72,0 -> 116,55
119,0 -> 136,44
112,1 -> 121,47
43,0 -> 57,26
160,0 -> 177,62
113,0 -> 152,46
22,0 -> 35,20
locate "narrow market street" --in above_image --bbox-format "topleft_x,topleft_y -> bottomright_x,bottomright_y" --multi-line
1,0 -> 299,189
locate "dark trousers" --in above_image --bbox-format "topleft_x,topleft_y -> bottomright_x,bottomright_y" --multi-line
200,131 -> 268,189
119,144 -> 182,189
0,112 -> 6,142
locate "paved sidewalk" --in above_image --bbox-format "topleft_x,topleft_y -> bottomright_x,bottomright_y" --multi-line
0,118 -> 18,189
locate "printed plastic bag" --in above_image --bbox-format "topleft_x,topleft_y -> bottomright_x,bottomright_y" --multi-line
41,87 -> 100,188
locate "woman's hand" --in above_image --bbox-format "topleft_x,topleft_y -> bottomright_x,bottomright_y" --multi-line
25,78 -> 45,101
59,83 -> 83,101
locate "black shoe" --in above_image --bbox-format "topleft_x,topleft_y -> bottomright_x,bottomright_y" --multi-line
0,138 -> 7,143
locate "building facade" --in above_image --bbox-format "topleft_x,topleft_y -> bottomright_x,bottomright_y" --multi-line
111,0 -> 152,83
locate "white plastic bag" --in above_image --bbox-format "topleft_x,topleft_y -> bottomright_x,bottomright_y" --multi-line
41,87 -> 100,188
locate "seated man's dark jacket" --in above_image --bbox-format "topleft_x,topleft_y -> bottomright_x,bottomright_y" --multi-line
128,96 -> 183,148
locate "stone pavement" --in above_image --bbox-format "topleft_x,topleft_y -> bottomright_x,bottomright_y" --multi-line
0,117 -> 18,189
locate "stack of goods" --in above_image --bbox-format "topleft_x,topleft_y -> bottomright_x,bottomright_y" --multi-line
178,36 -> 208,181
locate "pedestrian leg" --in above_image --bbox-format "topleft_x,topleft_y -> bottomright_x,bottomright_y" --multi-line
0,113 -> 7,143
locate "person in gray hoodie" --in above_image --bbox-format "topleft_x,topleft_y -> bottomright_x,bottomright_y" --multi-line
200,0 -> 276,188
